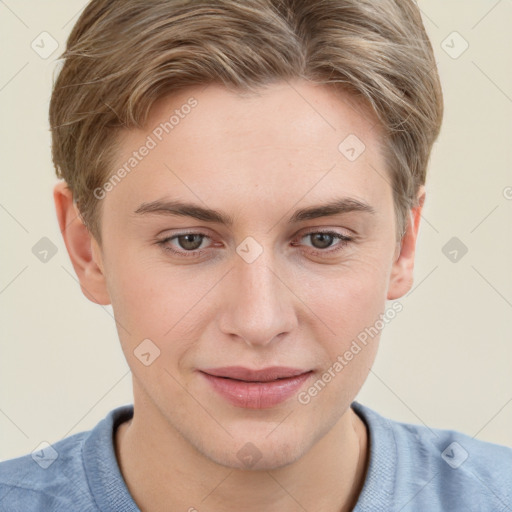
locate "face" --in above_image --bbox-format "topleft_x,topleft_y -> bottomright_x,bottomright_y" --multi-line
85,80 -> 412,470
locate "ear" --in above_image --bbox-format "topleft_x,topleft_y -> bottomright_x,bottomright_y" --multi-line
387,186 -> 425,300
53,181 -> 111,305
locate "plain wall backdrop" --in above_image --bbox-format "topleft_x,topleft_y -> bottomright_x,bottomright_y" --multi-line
1,0 -> 511,461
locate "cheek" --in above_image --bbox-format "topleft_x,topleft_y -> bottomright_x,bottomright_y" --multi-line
295,249 -> 391,400
294,259 -> 388,418
104,253 -> 218,362
101,251 -> 167,346
301,250 -> 392,337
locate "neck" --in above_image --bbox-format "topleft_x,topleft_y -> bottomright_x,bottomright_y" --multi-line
115,394 -> 368,512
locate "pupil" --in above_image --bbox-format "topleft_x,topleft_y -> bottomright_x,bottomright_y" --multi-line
180,234 -> 202,250
312,233 -> 333,249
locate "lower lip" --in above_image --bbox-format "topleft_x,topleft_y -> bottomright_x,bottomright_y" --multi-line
199,371 -> 313,409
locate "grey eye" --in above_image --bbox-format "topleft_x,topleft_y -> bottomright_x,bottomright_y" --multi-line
308,233 -> 336,249
176,234 -> 205,251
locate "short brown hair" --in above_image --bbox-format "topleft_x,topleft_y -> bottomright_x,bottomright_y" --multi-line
49,0 -> 443,242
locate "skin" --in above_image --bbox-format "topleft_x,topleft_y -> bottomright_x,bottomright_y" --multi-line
54,79 -> 424,512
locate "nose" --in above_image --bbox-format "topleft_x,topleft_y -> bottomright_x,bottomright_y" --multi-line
217,248 -> 298,348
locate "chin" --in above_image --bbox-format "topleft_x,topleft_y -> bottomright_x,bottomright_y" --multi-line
200,433 -> 308,471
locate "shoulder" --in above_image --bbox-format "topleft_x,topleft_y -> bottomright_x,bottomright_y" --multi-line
0,405 -> 134,512
352,401 -> 512,511
0,431 -> 97,511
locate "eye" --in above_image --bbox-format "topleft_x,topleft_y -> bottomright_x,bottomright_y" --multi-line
157,232 -> 212,258
293,229 -> 353,256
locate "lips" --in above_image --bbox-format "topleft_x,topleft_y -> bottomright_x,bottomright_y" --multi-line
200,366 -> 310,382
199,366 -> 313,408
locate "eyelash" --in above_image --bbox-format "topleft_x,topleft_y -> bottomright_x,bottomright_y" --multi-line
157,229 -> 353,259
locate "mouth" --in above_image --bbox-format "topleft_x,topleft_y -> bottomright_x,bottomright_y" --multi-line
198,366 -> 313,408
200,366 -> 311,382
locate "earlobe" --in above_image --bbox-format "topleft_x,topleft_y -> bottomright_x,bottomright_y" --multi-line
53,181 -> 111,305
386,187 -> 426,300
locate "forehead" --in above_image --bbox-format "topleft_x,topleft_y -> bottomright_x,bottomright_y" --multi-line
105,80 -> 391,220
141,80 -> 383,157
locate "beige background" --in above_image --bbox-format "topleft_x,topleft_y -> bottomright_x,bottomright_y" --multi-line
1,1 -> 511,461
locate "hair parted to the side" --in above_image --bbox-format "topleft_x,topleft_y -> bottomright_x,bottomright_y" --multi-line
49,0 -> 443,243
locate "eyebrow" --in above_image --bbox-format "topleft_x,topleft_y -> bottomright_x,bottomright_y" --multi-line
133,197 -> 376,226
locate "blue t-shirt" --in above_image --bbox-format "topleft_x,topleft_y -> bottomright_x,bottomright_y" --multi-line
0,401 -> 511,511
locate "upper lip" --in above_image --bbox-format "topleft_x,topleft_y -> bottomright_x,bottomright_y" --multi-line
200,366 -> 311,382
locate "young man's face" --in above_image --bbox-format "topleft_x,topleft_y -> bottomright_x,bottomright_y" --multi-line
60,80 -> 421,470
